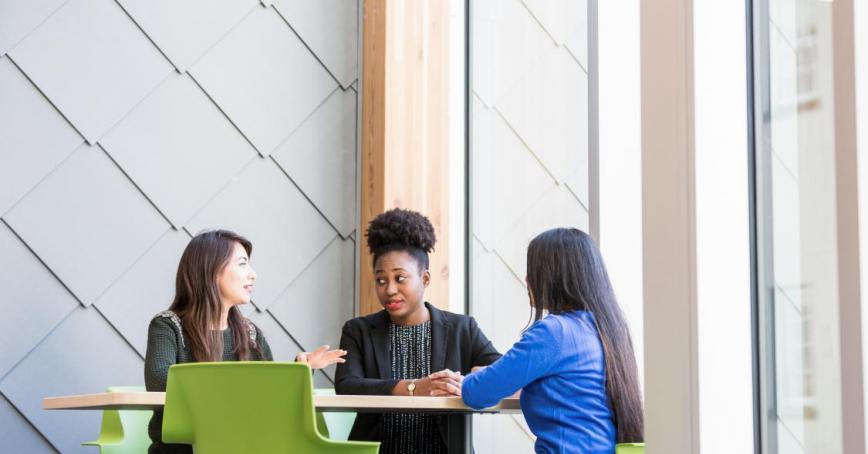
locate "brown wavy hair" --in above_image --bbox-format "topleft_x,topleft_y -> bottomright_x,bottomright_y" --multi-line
170,230 -> 258,362
526,228 -> 644,443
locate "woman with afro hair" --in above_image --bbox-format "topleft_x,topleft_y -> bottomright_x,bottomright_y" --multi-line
335,208 -> 501,453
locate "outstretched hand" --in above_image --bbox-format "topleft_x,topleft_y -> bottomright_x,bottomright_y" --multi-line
295,345 -> 347,370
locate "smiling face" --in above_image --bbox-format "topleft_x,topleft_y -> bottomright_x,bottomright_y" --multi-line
217,241 -> 256,308
374,250 -> 430,325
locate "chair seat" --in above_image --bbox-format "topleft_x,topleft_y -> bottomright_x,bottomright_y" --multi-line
616,442 -> 645,454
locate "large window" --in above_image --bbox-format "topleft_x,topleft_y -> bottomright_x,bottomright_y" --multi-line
754,1 -> 843,452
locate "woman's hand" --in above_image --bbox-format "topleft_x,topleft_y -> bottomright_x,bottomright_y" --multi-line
392,369 -> 465,396
295,345 -> 347,369
426,369 -> 464,396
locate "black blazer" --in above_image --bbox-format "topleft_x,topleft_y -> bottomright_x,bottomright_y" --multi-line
335,302 -> 502,452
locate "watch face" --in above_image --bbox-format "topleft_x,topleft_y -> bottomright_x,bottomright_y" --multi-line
408,382 -> 416,391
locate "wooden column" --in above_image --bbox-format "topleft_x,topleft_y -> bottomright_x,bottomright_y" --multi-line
360,0 -> 451,316
832,0 -> 865,451
640,0 -> 699,452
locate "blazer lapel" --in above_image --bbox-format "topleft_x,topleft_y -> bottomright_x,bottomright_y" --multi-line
428,303 -> 450,373
369,311 -> 392,379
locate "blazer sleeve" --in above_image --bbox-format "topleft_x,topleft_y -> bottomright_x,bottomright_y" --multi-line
469,316 -> 502,367
462,319 -> 559,409
334,320 -> 400,395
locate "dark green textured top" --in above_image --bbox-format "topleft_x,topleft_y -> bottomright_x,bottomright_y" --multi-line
144,310 -> 273,454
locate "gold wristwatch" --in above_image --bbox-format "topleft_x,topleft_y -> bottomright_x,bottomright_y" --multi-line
407,379 -> 417,396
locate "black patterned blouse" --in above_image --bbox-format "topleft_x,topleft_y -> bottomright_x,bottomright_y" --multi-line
379,321 -> 447,454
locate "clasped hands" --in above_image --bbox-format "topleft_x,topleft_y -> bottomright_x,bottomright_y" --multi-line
417,365 -> 489,396
413,369 -> 466,397
292,348 -> 483,398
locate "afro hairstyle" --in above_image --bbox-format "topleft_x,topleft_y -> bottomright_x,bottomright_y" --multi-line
365,208 -> 436,270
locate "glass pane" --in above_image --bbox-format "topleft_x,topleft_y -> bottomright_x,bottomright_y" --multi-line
756,0 -> 842,452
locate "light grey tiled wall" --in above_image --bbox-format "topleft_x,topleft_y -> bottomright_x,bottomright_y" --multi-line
470,0 -> 590,450
0,1 -> 358,452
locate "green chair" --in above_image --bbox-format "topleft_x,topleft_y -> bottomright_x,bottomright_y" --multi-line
616,442 -> 645,454
82,386 -> 152,454
162,362 -> 379,453
313,388 -> 356,441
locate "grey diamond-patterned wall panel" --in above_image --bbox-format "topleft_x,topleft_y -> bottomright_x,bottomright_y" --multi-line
472,0 -> 554,108
186,157 -> 337,310
272,87 -> 357,237
5,144 -> 170,305
1,1 -> 358,450
0,222 -> 78,378
471,97 -> 554,252
94,229 -> 192,356
0,395 -> 55,454
0,307 -> 145,453
496,45 -> 589,204
8,0 -> 174,143
523,0 -> 588,66
0,0 -> 68,54
268,236 -> 355,376
100,73 -> 258,228
471,0 -> 590,449
245,310 -> 334,388
189,6 -> 338,156
273,0 -> 359,88
0,57 -> 83,216
248,309 -> 302,361
116,0 -> 259,71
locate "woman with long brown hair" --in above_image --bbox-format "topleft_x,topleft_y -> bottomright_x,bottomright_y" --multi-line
461,227 -> 644,453
144,229 -> 346,454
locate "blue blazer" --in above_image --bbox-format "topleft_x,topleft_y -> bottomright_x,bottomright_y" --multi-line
462,311 -> 616,454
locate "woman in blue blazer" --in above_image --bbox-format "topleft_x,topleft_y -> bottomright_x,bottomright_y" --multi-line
461,228 -> 644,453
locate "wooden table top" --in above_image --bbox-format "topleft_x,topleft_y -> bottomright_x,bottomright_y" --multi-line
43,392 -> 521,414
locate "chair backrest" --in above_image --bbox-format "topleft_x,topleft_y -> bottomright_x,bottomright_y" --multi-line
162,362 -> 336,453
615,442 -> 645,454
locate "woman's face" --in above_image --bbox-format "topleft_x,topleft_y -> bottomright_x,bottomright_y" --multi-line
217,242 -> 256,308
374,250 -> 429,325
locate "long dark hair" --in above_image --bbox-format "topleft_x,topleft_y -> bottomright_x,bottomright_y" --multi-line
526,228 -> 644,443
170,230 -> 257,362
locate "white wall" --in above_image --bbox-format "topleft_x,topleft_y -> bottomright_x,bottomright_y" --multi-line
693,1 -> 755,453
598,0 -> 644,390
